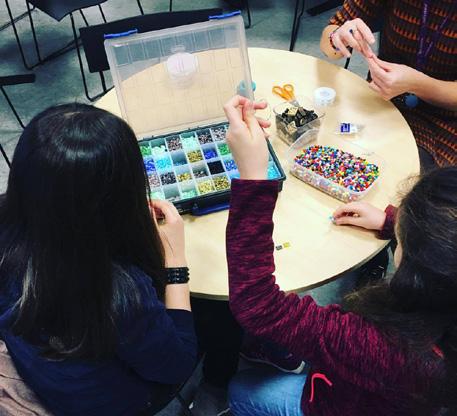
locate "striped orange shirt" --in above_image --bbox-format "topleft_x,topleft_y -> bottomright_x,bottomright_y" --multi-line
330,0 -> 457,167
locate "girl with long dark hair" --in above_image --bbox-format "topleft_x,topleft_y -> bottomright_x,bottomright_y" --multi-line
0,103 -> 196,415
224,95 -> 457,415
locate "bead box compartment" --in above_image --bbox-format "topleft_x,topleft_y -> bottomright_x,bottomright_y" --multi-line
141,122 -> 285,213
274,96 -> 325,145
287,129 -> 384,202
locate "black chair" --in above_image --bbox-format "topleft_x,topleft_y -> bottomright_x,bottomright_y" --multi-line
0,73 -> 36,167
76,8 -> 222,101
289,0 -> 343,51
5,0 -> 110,70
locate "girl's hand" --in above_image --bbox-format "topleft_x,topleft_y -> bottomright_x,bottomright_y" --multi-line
223,95 -> 270,180
150,200 -> 186,267
332,202 -> 386,230
331,18 -> 375,58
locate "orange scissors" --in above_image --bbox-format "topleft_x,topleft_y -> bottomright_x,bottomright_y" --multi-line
272,84 -> 296,101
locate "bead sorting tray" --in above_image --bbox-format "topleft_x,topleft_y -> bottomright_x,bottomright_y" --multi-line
287,130 -> 383,202
141,122 -> 286,214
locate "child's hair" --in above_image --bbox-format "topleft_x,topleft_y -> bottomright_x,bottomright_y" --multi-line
344,167 -> 457,412
0,103 -> 166,360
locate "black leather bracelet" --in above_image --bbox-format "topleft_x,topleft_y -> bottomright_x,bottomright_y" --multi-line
166,267 -> 190,284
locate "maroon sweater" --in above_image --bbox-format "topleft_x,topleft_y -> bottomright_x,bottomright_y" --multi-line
226,180 -> 443,416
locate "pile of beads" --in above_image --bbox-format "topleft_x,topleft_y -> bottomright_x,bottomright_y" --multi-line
208,161 -> 224,174
151,190 -> 165,200
148,173 -> 160,188
181,189 -> 198,199
291,144 -> 380,202
268,164 -> 281,180
151,144 -> 167,156
140,144 -> 152,157
218,143 -> 231,156
187,150 -> 203,163
181,135 -> 199,148
203,147 -> 218,160
212,127 -> 226,141
198,180 -> 215,195
275,104 -> 320,145
224,159 -> 237,171
193,167 -> 208,178
166,136 -> 182,151
160,172 -> 177,185
214,175 -> 230,191
156,157 -> 172,170
177,172 -> 192,182
198,130 -> 213,144
144,158 -> 155,174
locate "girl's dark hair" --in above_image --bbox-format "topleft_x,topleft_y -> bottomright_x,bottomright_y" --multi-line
0,103 -> 166,360
344,167 -> 457,413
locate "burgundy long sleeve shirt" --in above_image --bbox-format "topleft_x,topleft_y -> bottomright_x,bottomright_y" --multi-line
227,180 -> 443,416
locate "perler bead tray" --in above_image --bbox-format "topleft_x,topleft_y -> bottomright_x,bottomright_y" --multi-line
140,122 -> 285,214
288,131 -> 383,202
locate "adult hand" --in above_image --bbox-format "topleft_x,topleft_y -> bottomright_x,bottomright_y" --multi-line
331,18 -> 375,58
367,55 -> 420,100
223,95 -> 270,180
150,200 -> 186,267
332,202 -> 386,230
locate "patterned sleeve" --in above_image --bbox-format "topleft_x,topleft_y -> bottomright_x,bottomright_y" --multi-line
329,0 -> 386,27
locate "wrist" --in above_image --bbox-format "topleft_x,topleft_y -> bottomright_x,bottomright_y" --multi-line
165,255 -> 188,268
375,211 -> 387,231
409,69 -> 428,96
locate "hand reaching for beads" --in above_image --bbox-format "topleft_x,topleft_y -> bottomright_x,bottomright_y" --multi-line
333,202 -> 386,230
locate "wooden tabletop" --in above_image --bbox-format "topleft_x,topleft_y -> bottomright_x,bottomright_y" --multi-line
97,47 -> 420,300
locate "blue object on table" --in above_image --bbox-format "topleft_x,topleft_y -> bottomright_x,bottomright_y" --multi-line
104,29 -> 138,39
209,11 -> 241,20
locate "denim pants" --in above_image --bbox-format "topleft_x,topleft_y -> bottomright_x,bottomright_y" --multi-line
228,367 -> 307,416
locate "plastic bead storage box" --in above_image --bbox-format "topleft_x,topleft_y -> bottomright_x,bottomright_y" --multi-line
105,15 -> 285,214
287,129 -> 384,202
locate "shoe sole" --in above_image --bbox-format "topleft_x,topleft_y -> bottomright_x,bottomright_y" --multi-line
239,352 -> 306,374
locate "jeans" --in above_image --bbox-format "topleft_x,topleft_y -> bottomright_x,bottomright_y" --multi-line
228,367 -> 307,416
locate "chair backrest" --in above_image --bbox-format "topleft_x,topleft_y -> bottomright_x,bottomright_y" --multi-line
28,0 -> 108,21
79,9 -> 222,74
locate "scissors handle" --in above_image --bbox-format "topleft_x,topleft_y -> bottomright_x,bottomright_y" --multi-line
272,85 -> 293,101
282,84 -> 295,96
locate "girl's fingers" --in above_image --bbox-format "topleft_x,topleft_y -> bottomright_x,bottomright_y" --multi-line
151,200 -> 179,222
224,96 -> 249,128
333,203 -> 362,218
332,33 -> 352,57
334,215 -> 364,227
354,19 -> 375,44
257,118 -> 271,129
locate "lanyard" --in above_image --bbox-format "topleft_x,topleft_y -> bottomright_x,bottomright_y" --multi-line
417,0 -> 454,71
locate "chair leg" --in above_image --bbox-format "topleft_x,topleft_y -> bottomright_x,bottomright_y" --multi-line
137,0 -> 144,15
0,2 -> 35,32
244,0 -> 252,28
289,0 -> 306,51
5,0 -> 34,69
98,5 -> 107,23
176,393 -> 193,416
169,0 -> 173,12
0,144 -> 11,168
25,1 -> 43,62
79,9 -> 89,27
0,86 -> 26,129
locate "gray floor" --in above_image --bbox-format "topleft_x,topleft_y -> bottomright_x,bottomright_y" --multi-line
0,1 -> 373,414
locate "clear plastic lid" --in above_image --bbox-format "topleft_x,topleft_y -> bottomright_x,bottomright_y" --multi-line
104,15 -> 253,138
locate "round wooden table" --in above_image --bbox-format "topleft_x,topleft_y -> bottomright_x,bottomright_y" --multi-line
97,47 -> 420,300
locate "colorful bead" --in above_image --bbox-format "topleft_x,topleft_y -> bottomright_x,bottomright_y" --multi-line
150,190 -> 165,200
193,168 -> 208,178
151,144 -> 167,156
177,172 -> 192,182
224,159 -> 237,171
208,160 -> 224,174
198,180 -> 215,195
139,144 -> 152,156
204,148 -> 218,160
181,189 -> 198,199
291,145 -> 380,202
155,157 -> 172,170
197,130 -> 213,144
148,173 -> 160,188
218,143 -> 231,156
160,172 -> 177,185
187,150 -> 203,163
211,127 -> 226,141
144,158 -> 156,173
166,136 -> 182,151
267,164 -> 280,179
213,175 -> 230,191
181,135 -> 199,148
